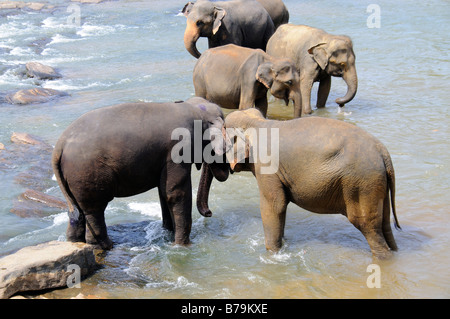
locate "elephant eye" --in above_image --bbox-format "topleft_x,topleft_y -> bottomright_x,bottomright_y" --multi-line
196,20 -> 204,27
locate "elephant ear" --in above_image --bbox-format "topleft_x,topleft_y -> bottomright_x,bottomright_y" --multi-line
256,62 -> 274,89
182,2 -> 195,17
212,7 -> 226,35
209,117 -> 230,156
308,43 -> 329,70
225,128 -> 250,171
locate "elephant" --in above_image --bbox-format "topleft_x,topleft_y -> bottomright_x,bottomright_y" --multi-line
182,0 -> 275,59
266,24 -> 358,116
52,97 -> 230,250
256,0 -> 289,29
193,44 -> 301,118
183,0 -> 289,30
199,108 -> 401,259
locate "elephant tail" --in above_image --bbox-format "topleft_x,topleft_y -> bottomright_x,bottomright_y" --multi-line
51,142 -> 80,220
380,145 -> 401,230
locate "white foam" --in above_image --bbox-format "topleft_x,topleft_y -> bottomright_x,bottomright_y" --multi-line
9,47 -> 34,56
48,34 -> 80,45
77,24 -> 115,37
51,212 -> 69,226
128,202 -> 162,218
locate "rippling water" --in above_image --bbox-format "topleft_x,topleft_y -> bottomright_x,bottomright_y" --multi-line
0,0 -> 449,298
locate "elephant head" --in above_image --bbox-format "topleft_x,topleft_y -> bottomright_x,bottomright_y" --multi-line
185,97 -> 231,217
308,36 -> 358,106
256,58 -> 302,117
182,1 -> 226,58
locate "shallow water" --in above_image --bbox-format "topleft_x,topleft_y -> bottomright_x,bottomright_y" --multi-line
0,0 -> 449,298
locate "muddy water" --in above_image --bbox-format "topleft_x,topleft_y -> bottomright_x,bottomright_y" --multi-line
0,0 -> 449,298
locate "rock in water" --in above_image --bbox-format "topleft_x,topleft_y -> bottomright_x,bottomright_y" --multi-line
10,132 -> 50,147
6,88 -> 68,105
11,189 -> 68,218
25,62 -> 61,80
0,241 -> 100,299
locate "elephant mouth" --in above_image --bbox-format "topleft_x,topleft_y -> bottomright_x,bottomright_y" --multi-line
272,89 -> 291,106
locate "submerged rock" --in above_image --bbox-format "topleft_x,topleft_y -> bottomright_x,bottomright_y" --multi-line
10,132 -> 50,147
25,62 -> 61,80
0,241 -> 100,299
6,87 -> 68,105
71,0 -> 105,4
0,1 -> 53,11
11,189 -> 68,218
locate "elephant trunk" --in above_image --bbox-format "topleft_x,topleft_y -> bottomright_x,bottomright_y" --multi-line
291,90 -> 302,118
196,162 -> 229,217
335,66 -> 358,107
196,163 -> 214,217
184,20 -> 202,59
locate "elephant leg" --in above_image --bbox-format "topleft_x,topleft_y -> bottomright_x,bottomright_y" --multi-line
255,96 -> 268,117
160,163 -> 192,245
66,209 -> 86,243
300,77 -> 314,115
83,204 -> 113,250
316,75 -> 331,108
158,187 -> 174,231
346,199 -> 392,259
239,89 -> 257,111
257,175 -> 288,252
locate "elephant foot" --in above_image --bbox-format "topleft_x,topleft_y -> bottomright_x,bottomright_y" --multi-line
173,239 -> 191,249
371,248 -> 394,260
302,108 -> 313,116
86,236 -> 113,250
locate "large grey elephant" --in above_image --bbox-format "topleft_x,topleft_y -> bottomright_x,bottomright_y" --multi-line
267,24 -> 358,115
182,0 -> 275,58
256,0 -> 289,29
198,108 -> 401,259
52,98 -> 230,249
193,44 -> 301,117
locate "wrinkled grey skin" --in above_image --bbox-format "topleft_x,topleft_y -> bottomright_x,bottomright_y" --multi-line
193,44 -> 301,117
209,108 -> 400,259
267,24 -> 358,115
182,0 -> 274,58
52,97 -> 230,249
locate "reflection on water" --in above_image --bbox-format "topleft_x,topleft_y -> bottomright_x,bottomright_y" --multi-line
0,0 -> 449,298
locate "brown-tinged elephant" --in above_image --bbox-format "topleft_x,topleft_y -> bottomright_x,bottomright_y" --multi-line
199,108 -> 401,259
267,24 -> 358,115
182,0 -> 275,58
193,44 -> 301,118
52,97 -> 230,249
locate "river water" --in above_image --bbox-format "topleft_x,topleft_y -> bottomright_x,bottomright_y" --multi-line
0,0 -> 448,299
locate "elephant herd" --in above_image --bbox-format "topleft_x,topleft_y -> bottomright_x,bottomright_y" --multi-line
52,0 -> 400,260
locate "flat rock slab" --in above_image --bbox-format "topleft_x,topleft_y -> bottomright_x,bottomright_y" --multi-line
11,189 -> 68,218
6,88 -> 68,105
0,241 -> 100,299
0,1 -> 53,11
25,62 -> 61,80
